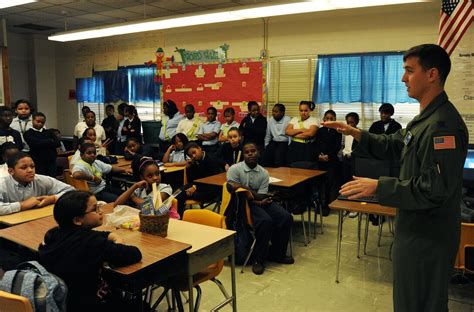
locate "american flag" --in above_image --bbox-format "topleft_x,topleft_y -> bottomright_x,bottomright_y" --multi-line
438,0 -> 473,55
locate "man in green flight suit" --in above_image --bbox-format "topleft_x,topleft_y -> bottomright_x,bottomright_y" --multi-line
324,44 -> 468,311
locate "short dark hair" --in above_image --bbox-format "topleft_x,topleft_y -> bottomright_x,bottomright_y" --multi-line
224,107 -> 235,116
49,128 -> 60,134
53,190 -> 94,228
345,112 -> 360,124
1,142 -> 19,161
207,107 -> 217,114
82,127 -> 95,138
184,104 -> 195,112
299,101 -> 315,111
227,127 -> 240,136
0,106 -> 13,116
403,44 -> 451,85
32,112 -> 46,120
78,136 -> 92,147
379,103 -> 394,115
324,109 -> 336,118
105,104 -> 115,111
125,105 -> 137,115
247,101 -> 259,111
163,100 -> 179,118
243,142 -> 258,151
273,103 -> 286,113
85,111 -> 95,117
137,157 -> 160,177
172,133 -> 189,146
7,151 -> 32,168
118,103 -> 128,115
14,99 -> 31,109
184,142 -> 201,156
126,136 -> 140,145
79,142 -> 96,154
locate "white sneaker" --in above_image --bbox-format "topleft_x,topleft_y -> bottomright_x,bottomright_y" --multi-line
348,212 -> 358,218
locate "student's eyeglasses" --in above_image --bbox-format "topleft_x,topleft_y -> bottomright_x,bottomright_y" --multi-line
83,203 -> 104,215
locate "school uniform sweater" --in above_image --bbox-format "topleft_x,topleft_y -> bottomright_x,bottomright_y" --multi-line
24,128 -> 60,166
239,114 -> 267,149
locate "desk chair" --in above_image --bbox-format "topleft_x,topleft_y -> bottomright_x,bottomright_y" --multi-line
63,169 -> 89,191
0,290 -> 33,312
220,182 -> 256,273
455,222 -> 474,273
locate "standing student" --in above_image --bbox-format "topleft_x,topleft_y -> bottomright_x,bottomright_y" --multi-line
263,103 -> 291,167
324,44 -> 468,312
227,142 -> 294,275
0,106 -> 23,150
176,104 -> 202,142
218,127 -> 243,170
0,142 -> 19,178
314,110 -> 342,215
369,103 -> 402,135
24,112 -> 60,177
341,112 -> 359,218
159,100 -> 184,153
219,107 -> 240,143
11,99 -> 33,152
39,191 -> 142,312
115,103 -> 129,155
72,143 -> 131,202
285,101 -> 318,165
163,133 -> 189,166
121,105 -> 142,143
0,152 -> 74,216
196,106 -> 221,154
239,101 -> 267,151
101,104 -> 118,152
73,111 -> 106,148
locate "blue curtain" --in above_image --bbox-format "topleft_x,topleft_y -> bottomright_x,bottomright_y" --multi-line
314,53 -> 416,104
76,75 -> 104,103
127,66 -> 160,103
100,69 -> 129,103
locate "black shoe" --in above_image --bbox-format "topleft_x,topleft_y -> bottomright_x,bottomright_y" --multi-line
322,208 -> 330,217
252,262 -> 265,275
268,255 -> 295,265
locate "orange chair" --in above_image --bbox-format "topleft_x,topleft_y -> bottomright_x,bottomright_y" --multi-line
63,169 -> 89,191
455,222 -> 474,272
0,290 -> 33,312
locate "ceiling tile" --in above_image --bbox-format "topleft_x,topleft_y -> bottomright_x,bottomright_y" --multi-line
40,5 -> 89,17
21,2 -> 54,9
41,0 -> 75,4
62,2 -> 112,13
60,16 -> 95,27
89,0 -> 142,9
20,10 -> 63,21
0,6 -> 31,14
185,0 -> 233,7
122,4 -> 169,15
5,15 -> 37,26
99,9 -> 142,19
149,0 -> 197,12
76,13 -> 119,23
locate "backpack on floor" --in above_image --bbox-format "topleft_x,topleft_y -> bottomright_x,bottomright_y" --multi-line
0,261 -> 67,312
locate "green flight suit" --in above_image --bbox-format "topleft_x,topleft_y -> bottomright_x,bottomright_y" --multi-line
355,92 -> 468,312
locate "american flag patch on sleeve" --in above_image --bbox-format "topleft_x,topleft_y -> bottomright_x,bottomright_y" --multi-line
433,136 -> 456,150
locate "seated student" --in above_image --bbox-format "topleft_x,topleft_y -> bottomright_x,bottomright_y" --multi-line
70,136 -> 94,170
0,142 -> 19,178
180,142 -> 226,215
176,104 -> 202,142
163,133 -> 189,166
0,152 -> 74,216
239,101 -> 267,151
341,112 -> 359,218
314,110 -> 342,215
285,101 -> 318,165
196,107 -> 221,154
72,143 -> 131,202
121,105 -> 142,143
369,103 -> 402,135
263,103 -> 291,167
0,106 -> 23,150
10,99 -> 33,152
227,142 -> 294,275
39,190 -> 142,312
124,136 -> 154,161
50,128 -> 67,154
219,107 -> 240,143
114,157 -> 179,219
73,111 -> 106,149
23,112 -> 61,177
218,127 -> 243,170
159,100 -> 184,153
82,127 -> 109,156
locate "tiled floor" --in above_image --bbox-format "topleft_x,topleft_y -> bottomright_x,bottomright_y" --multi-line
153,212 -> 474,311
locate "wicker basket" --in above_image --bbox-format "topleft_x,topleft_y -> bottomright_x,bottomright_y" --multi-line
139,213 -> 170,237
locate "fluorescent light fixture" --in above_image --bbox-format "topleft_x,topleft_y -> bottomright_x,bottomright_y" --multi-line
49,0 -> 427,42
0,0 -> 36,9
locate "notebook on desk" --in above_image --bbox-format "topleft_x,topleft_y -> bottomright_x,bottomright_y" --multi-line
337,194 -> 379,204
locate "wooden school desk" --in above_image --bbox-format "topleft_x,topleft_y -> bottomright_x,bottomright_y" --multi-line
329,199 -> 396,283
0,205 -> 54,227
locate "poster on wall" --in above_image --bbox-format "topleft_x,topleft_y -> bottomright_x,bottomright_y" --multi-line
446,26 -> 474,143
161,59 -> 265,122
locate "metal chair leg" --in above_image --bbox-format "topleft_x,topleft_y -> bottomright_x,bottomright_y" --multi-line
301,213 -> 308,246
357,213 -> 362,258
318,200 -> 324,234
211,278 -> 230,299
194,286 -> 202,312
363,213 -> 369,255
241,236 -> 256,273
377,220 -> 383,247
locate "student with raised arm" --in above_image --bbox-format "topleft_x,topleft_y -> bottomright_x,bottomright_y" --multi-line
0,152 -> 74,215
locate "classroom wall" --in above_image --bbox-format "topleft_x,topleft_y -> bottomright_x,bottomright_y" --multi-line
8,33 -> 31,104
25,2 -> 443,135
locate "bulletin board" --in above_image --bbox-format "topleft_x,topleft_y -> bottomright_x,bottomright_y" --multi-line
161,59 -> 266,122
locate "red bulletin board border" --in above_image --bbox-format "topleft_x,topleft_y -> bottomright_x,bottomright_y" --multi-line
160,58 -> 267,123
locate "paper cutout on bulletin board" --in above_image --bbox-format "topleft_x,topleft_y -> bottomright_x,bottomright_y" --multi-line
74,54 -> 94,78
94,51 -> 119,71
119,49 -> 153,67
162,60 -> 265,123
